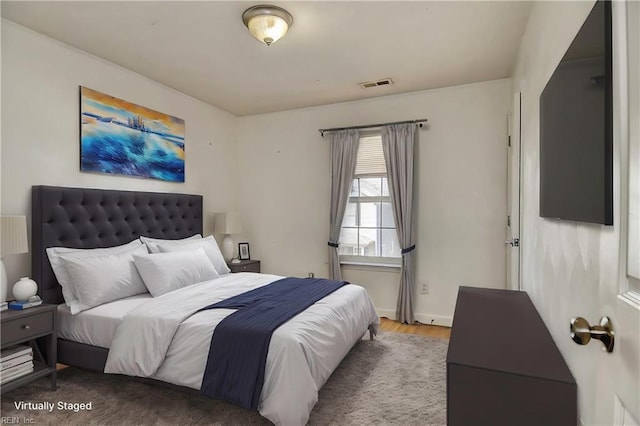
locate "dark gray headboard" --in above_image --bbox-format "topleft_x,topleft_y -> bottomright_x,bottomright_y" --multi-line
32,185 -> 203,304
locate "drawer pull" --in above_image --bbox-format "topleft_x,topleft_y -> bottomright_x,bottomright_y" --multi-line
23,325 -> 31,330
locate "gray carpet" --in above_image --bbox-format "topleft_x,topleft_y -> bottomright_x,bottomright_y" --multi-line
1,332 -> 447,425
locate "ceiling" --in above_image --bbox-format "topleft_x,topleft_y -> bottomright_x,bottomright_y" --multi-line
1,1 -> 532,117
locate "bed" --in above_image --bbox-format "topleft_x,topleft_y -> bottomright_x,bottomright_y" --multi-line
32,185 -> 379,425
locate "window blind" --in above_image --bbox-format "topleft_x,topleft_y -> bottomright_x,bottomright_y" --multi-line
355,134 -> 386,176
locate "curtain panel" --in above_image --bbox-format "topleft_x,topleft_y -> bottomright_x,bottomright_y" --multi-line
328,130 -> 359,280
382,123 -> 417,324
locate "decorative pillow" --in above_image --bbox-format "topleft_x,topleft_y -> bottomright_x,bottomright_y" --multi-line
148,235 -> 231,275
59,244 -> 149,314
140,234 -> 202,248
133,248 -> 219,297
46,240 -> 145,308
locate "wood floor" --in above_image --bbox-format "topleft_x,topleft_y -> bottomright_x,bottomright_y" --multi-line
379,317 -> 451,339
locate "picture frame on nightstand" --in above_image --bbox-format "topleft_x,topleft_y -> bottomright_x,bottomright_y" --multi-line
238,242 -> 250,260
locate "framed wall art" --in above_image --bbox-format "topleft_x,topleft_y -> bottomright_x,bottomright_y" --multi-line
80,87 -> 185,182
238,242 -> 251,260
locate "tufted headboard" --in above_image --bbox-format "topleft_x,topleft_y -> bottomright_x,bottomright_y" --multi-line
32,185 -> 203,304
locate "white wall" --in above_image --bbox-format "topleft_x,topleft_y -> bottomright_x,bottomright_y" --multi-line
512,1 -> 622,423
1,19 -> 512,326
0,21 -> 239,301
236,79 -> 511,325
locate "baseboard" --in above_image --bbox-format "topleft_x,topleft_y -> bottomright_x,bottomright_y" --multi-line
376,309 -> 396,319
414,313 -> 453,327
376,309 -> 453,327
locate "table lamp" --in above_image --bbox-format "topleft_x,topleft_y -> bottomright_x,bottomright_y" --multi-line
214,212 -> 242,262
1,216 -> 29,302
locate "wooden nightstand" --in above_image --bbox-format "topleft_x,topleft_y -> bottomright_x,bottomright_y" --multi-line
227,259 -> 261,273
1,304 -> 57,393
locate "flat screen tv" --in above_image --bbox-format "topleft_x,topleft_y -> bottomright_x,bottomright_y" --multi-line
539,0 -> 613,225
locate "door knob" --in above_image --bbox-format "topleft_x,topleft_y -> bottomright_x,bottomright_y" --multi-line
570,316 -> 615,352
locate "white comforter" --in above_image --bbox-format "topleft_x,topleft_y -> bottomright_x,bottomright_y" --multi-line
105,273 -> 379,425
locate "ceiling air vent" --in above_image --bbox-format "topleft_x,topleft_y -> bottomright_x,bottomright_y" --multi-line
360,78 -> 393,89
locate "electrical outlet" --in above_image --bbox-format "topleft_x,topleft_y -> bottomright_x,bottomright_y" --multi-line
308,272 -> 315,278
420,281 -> 429,294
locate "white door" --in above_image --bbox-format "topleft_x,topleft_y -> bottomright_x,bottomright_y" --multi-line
506,93 -> 521,291
591,2 -> 640,423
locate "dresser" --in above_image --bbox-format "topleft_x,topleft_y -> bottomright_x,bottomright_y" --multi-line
1,304 -> 57,393
447,287 -> 576,425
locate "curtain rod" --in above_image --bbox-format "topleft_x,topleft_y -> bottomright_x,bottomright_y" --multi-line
318,118 -> 428,137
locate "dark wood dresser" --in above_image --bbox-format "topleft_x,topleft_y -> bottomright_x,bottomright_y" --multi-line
447,287 -> 577,425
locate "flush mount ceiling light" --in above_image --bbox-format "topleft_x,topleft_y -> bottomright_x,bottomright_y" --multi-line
242,4 -> 293,46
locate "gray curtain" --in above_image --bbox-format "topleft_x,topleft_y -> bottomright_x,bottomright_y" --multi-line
382,123 -> 416,324
328,130 -> 359,280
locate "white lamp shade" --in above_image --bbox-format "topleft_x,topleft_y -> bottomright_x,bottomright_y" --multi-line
214,212 -> 242,235
1,216 -> 29,255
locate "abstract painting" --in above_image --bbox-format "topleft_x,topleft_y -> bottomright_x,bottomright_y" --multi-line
80,87 -> 185,182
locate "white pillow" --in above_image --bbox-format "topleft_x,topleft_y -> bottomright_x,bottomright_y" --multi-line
59,244 -> 149,314
140,234 -> 202,247
46,240 -> 145,308
133,248 -> 219,297
148,235 -> 230,275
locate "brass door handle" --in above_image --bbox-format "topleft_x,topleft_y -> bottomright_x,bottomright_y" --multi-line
570,316 -> 614,352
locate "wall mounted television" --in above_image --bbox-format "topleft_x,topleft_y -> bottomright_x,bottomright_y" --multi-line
539,0 -> 613,225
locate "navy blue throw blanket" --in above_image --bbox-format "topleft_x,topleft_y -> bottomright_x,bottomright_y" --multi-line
199,277 -> 348,409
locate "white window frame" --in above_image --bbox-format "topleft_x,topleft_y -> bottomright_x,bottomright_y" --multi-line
339,132 -> 401,267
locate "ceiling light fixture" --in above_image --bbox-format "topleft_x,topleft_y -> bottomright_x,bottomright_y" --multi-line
242,4 -> 293,46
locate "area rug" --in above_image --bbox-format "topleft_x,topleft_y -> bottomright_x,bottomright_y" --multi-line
0,332 -> 447,425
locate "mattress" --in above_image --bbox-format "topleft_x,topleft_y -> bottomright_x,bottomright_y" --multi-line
57,294 -> 152,348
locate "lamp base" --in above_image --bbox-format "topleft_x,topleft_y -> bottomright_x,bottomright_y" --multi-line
222,235 -> 235,262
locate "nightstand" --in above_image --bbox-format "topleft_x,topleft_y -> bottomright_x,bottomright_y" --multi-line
227,259 -> 261,273
1,304 -> 57,393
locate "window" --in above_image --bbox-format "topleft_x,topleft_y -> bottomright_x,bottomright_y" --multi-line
338,133 -> 400,264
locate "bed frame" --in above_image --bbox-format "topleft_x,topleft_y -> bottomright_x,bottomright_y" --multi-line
32,185 -> 203,371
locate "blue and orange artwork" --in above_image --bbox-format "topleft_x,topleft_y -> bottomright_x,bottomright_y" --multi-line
80,87 -> 185,182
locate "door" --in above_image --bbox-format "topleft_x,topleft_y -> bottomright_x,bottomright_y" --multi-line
506,93 -> 521,291
593,2 -> 640,423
